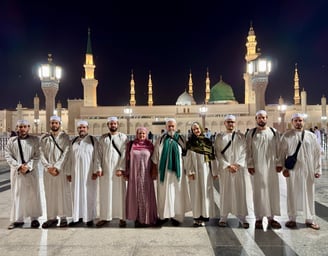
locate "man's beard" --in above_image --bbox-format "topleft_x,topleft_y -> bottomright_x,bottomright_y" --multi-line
257,122 -> 266,127
295,124 -> 303,130
51,126 -> 59,132
110,127 -> 117,132
167,130 -> 175,137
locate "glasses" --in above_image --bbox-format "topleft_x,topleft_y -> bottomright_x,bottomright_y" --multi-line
226,121 -> 235,123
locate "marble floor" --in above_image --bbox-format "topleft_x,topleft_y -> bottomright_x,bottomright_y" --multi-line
0,158 -> 327,256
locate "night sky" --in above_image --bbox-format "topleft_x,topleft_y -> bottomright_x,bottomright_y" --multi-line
1,1 -> 328,109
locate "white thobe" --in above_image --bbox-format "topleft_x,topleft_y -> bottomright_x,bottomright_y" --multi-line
5,135 -> 42,222
70,135 -> 100,222
214,131 -> 248,219
98,132 -> 128,220
184,149 -> 217,219
246,127 -> 281,218
151,134 -> 191,222
280,130 -> 321,221
40,131 -> 72,219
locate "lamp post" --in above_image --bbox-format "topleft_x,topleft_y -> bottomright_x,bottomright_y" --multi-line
247,58 -> 271,111
124,106 -> 133,134
34,119 -> 40,134
277,104 -> 287,133
199,104 -> 208,129
38,53 -> 62,131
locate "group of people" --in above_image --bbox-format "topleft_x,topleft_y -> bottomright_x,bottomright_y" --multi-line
5,109 -> 322,231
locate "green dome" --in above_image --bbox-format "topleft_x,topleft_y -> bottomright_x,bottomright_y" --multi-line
209,78 -> 236,103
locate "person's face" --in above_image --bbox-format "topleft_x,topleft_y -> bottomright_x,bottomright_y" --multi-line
191,123 -> 201,136
137,129 -> 147,140
18,125 -> 29,136
256,114 -> 267,127
50,120 -> 61,132
77,125 -> 88,137
292,117 -> 304,130
166,121 -> 176,135
224,119 -> 235,131
108,121 -> 118,132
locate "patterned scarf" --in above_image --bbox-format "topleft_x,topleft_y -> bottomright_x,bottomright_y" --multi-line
159,133 -> 181,183
186,133 -> 215,162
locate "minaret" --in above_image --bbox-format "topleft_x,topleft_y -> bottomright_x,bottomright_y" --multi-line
293,63 -> 301,105
205,68 -> 210,104
129,70 -> 136,106
81,28 -> 98,107
243,23 -> 261,105
56,100 -> 62,119
301,88 -> 307,114
147,71 -> 153,106
188,70 -> 193,97
16,101 -> 23,121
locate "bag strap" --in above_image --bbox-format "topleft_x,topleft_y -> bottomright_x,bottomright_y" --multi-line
221,131 -> 235,155
108,133 -> 121,157
17,137 -> 26,164
294,130 -> 305,156
50,134 -> 63,153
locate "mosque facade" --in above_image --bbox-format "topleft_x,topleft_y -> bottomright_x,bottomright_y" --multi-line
0,25 -> 326,137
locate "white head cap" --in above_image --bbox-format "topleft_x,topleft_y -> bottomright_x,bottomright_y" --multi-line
224,114 -> 236,121
256,110 -> 267,116
50,115 -> 61,122
16,120 -> 29,126
291,113 -> 304,120
77,120 -> 88,127
107,116 -> 118,123
166,118 -> 176,124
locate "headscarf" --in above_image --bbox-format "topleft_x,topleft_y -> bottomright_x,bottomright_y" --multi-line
187,121 -> 215,162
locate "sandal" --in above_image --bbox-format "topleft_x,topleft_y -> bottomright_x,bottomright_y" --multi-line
119,220 -> 126,228
242,222 -> 249,229
285,220 -> 297,228
96,220 -> 109,227
42,219 -> 58,229
255,220 -> 263,229
218,221 -> 227,227
31,220 -> 40,228
60,219 -> 68,227
305,222 -> 320,230
8,222 -> 24,230
269,219 -> 281,229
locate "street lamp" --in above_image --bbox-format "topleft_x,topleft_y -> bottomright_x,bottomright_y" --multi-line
38,53 -> 62,131
199,104 -> 208,129
277,104 -> 287,133
124,106 -> 133,134
34,119 -> 40,134
247,58 -> 271,111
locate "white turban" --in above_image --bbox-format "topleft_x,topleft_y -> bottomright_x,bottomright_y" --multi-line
50,115 -> 61,122
291,113 -> 304,120
256,110 -> 267,116
77,120 -> 88,127
16,120 -> 29,126
107,116 -> 118,123
224,114 -> 236,121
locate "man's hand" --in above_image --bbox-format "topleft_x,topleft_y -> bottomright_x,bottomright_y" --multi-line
276,166 -> 283,173
116,170 -> 123,177
282,169 -> 290,177
66,175 -> 72,182
48,167 -> 59,176
19,164 -> 29,174
248,168 -> 255,175
188,174 -> 195,180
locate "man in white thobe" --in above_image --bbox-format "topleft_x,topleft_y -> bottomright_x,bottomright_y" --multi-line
281,113 -> 321,230
40,115 -> 72,228
214,115 -> 249,228
5,120 -> 42,229
151,118 -> 191,226
69,120 -> 101,227
96,116 -> 128,228
246,110 -> 282,229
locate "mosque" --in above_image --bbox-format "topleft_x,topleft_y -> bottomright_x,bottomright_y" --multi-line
0,25 -> 327,137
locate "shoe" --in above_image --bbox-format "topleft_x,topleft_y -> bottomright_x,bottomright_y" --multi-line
8,222 -> 24,230
171,218 -> 180,226
305,222 -> 320,230
68,221 -> 79,227
193,220 -> 201,227
269,219 -> 281,229
218,221 -> 227,227
242,222 -> 249,229
285,220 -> 297,229
156,218 -> 169,226
119,220 -> 126,228
59,219 -> 68,227
42,219 -> 58,228
255,220 -> 263,229
31,220 -> 40,228
96,220 -> 109,227
86,220 -> 94,227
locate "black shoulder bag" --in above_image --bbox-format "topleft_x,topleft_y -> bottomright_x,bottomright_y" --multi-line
284,130 -> 304,170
